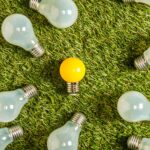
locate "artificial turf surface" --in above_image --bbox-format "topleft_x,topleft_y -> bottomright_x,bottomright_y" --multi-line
0,0 -> 150,149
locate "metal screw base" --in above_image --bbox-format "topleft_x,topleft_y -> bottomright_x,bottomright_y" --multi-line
127,136 -> 142,149
31,43 -> 45,57
67,82 -> 79,96
71,113 -> 86,127
9,126 -> 23,140
134,55 -> 149,70
23,85 -> 37,99
123,0 -> 135,2
29,0 -> 39,11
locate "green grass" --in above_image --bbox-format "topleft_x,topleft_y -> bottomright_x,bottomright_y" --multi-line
0,0 -> 150,149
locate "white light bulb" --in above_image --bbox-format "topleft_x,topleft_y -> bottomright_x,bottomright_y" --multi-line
0,85 -> 37,122
123,0 -> 150,5
47,113 -> 86,150
1,14 -> 45,57
117,91 -> 150,122
134,47 -> 150,70
128,135 -> 150,150
0,126 -> 23,150
29,0 -> 78,29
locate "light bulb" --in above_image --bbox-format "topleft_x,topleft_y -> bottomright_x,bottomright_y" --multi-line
122,0 -> 150,5
0,85 -> 37,122
134,47 -> 150,70
29,0 -> 78,29
117,91 -> 150,122
0,125 -> 23,150
47,113 -> 86,150
1,14 -> 44,57
60,57 -> 86,95
127,135 -> 150,150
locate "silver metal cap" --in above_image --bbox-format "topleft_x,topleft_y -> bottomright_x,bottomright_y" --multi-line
67,82 -> 79,96
31,43 -> 45,58
23,85 -> 38,99
127,135 -> 142,149
71,113 -> 86,127
122,0 -> 135,2
29,0 -> 40,11
134,55 -> 149,70
8,126 -> 24,140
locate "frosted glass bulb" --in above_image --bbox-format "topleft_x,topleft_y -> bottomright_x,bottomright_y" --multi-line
123,0 -> 150,5
1,14 -> 44,57
47,113 -> 86,150
117,91 -> 150,122
128,135 -> 150,150
0,125 -> 23,150
134,47 -> 150,70
29,0 -> 78,29
0,85 -> 37,122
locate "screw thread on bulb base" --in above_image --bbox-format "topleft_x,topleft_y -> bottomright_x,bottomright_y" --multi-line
67,82 -> 79,96
23,85 -> 37,99
31,43 -> 44,57
123,0 -> 135,2
134,55 -> 149,70
8,126 -> 23,140
29,0 -> 39,11
71,113 -> 86,127
127,136 -> 142,149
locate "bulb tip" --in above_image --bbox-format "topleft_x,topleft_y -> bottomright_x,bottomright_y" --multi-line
67,82 -> 79,96
71,113 -> 86,127
23,85 -> 38,99
134,55 -> 149,70
9,126 -> 24,140
29,0 -> 39,10
31,43 -> 45,57
127,135 -> 142,149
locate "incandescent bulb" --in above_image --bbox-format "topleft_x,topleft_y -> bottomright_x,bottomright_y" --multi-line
134,47 -> 150,70
29,0 -> 78,28
0,125 -> 23,150
1,14 -> 44,57
127,135 -> 150,150
123,0 -> 150,5
0,85 -> 37,122
60,57 -> 86,95
47,113 -> 86,150
117,91 -> 150,122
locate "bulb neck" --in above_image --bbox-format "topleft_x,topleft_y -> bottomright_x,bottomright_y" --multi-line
31,43 -> 44,57
23,85 -> 37,99
67,82 -> 79,96
127,136 -> 142,150
134,55 -> 149,70
8,126 -> 23,140
29,0 -> 40,11
71,113 -> 86,127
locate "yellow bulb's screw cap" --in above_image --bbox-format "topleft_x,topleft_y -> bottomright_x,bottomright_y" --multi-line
67,82 -> 79,95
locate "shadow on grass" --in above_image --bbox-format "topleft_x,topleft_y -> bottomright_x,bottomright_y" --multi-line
19,0 -> 54,28
41,58 -> 68,95
121,35 -> 150,70
117,136 -> 128,150
88,91 -> 122,123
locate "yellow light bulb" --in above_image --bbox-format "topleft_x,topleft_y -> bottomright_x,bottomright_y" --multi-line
60,57 -> 86,95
